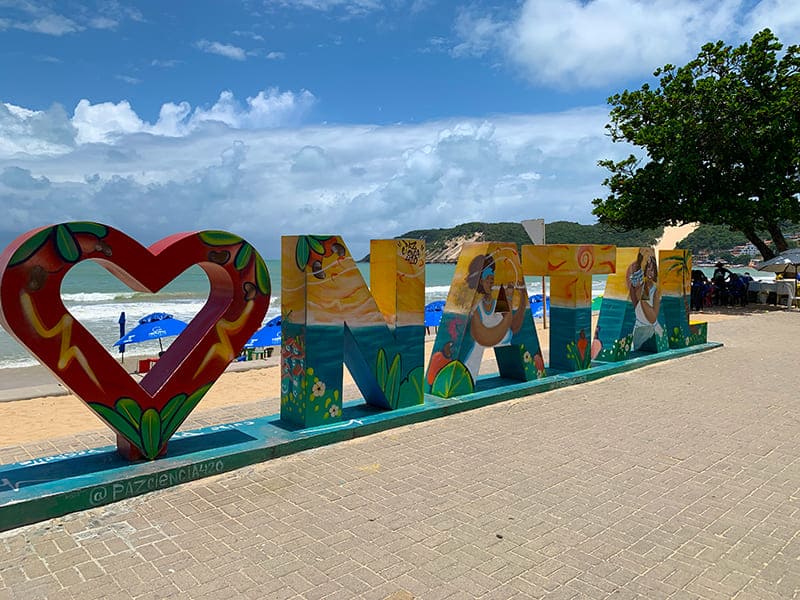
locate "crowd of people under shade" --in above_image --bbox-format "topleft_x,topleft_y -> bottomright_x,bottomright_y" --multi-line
690,262 -> 753,310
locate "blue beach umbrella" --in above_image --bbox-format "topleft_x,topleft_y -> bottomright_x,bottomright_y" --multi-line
529,294 -> 550,318
244,315 -> 282,349
424,301 -> 445,328
113,312 -> 188,352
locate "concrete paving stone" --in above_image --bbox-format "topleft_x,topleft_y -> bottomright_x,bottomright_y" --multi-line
5,576 -> 59,600
375,559 -> 416,581
42,547 -> 93,572
481,583 -> 537,599
293,579 -> 344,600
687,574 -> 747,599
3,313 -> 800,598
333,572 -> 377,595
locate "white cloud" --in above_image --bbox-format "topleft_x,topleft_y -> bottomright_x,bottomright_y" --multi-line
16,13 -> 81,35
233,30 -> 264,41
4,1 -> 142,36
191,89 -> 316,128
454,0 -> 800,88
265,0 -> 382,15
0,94 -> 628,258
744,0 -> 800,40
0,102 -> 77,155
88,16 -> 118,29
151,59 -> 181,68
62,89 -> 316,144
451,10 -> 505,58
266,51 -> 285,60
72,99 -> 147,144
195,40 -> 247,61
115,75 -> 142,85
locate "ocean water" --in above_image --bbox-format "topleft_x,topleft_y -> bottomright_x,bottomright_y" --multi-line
0,259 -> 609,370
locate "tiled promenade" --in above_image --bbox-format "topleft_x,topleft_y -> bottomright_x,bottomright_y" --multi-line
1,310 -> 799,599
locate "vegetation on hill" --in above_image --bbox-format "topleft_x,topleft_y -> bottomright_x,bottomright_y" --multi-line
677,223 -> 800,264
395,221 -> 662,261
676,225 -> 748,254
546,222 -> 661,246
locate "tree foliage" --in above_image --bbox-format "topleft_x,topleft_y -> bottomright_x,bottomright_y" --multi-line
593,29 -> 800,260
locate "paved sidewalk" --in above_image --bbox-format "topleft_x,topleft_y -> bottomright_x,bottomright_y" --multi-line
1,311 -> 800,599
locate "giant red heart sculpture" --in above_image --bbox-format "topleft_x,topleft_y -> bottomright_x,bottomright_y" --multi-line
0,223 -> 270,460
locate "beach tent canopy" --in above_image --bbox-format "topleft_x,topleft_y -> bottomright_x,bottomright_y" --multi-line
113,312 -> 187,349
244,315 -> 282,349
755,248 -> 800,277
424,301 -> 445,328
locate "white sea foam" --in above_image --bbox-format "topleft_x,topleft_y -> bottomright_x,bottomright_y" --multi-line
63,291 -> 135,303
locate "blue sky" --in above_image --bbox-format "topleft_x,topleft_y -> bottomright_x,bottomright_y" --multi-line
1,0 -> 798,258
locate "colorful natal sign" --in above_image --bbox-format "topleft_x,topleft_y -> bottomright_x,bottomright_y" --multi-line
426,242 -> 544,399
280,236 -> 425,428
0,223 -> 270,460
523,244 -> 616,372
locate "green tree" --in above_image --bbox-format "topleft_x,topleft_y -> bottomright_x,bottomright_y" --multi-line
593,29 -> 800,260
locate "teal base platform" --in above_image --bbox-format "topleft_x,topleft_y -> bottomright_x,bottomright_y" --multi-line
0,342 -> 721,531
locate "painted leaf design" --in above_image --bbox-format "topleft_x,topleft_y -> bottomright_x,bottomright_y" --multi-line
55,224 -> 80,263
161,383 -> 213,441
159,393 -> 187,436
115,397 -> 142,430
295,237 -> 311,271
397,366 -> 425,408
431,361 -> 474,398
89,403 -> 141,449
66,222 -> 108,239
234,243 -> 253,271
8,227 -> 53,267
385,353 -> 402,407
255,255 -> 271,296
140,409 -> 162,459
198,231 -> 244,246
376,348 -> 388,391
307,236 -> 326,255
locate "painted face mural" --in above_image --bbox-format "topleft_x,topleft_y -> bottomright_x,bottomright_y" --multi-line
0,223 -> 270,460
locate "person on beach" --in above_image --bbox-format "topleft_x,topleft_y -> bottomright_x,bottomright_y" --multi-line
712,261 -> 732,305
691,269 -> 710,311
463,254 -> 526,378
627,250 -> 662,350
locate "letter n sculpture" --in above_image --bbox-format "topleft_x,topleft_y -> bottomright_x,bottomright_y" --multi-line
280,236 -> 425,428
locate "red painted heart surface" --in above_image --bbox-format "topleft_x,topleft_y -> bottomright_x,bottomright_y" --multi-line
0,223 -> 270,459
